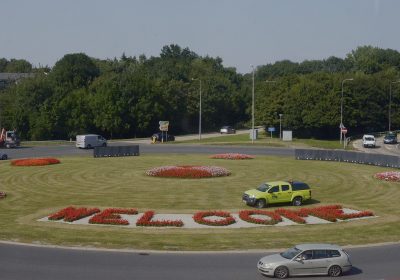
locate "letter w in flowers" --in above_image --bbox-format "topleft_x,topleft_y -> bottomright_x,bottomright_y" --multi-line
48,206 -> 100,222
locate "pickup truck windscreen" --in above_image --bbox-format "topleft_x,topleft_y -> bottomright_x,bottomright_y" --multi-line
257,184 -> 271,192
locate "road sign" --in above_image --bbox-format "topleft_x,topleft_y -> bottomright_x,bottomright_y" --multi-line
341,128 -> 348,134
159,121 -> 169,131
267,127 -> 275,132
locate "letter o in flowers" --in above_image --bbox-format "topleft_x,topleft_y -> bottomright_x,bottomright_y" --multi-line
11,158 -> 60,166
146,166 -> 231,178
193,211 -> 236,226
239,210 -> 282,225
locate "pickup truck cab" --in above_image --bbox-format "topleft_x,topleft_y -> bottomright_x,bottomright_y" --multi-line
242,181 -> 312,208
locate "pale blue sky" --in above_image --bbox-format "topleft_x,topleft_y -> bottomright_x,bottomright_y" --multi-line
1,0 -> 399,73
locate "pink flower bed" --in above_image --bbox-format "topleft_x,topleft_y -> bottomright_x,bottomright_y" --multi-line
146,165 -> 231,178
0,191 -> 6,199
89,208 -> 138,225
210,153 -> 254,160
136,211 -> 183,227
48,206 -> 100,222
193,211 -> 236,226
374,171 -> 400,182
239,210 -> 282,225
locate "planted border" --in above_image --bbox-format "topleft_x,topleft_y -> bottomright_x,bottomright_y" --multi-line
48,206 -> 100,222
210,153 -> 254,160
136,211 -> 184,227
89,208 -> 138,225
11,158 -> 61,166
146,165 -> 231,178
193,211 -> 236,226
374,171 -> 400,182
239,210 -> 282,225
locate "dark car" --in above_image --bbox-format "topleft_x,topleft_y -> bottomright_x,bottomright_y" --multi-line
384,134 -> 398,144
151,132 -> 175,142
220,126 -> 236,134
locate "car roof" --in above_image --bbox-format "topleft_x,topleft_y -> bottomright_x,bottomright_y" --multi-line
295,244 -> 342,251
363,134 -> 374,138
265,181 -> 291,185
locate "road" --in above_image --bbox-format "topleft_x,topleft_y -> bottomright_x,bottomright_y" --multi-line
0,242 -> 398,280
2,142 -> 294,160
352,137 -> 400,156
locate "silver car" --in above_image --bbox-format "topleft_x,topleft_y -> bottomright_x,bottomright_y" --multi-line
257,244 -> 352,278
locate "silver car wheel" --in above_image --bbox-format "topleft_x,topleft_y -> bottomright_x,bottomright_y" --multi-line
274,266 -> 289,279
328,265 -> 342,277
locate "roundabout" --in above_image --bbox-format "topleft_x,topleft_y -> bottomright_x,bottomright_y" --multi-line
0,144 -> 399,279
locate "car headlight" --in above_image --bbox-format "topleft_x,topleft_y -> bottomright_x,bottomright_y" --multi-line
263,263 -> 272,268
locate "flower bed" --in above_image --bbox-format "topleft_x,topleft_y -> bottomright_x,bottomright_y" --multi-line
146,165 -> 231,178
275,208 -> 307,224
136,211 -> 184,227
374,171 -> 400,182
48,206 -> 100,222
11,158 -> 61,166
193,211 -> 236,226
89,208 -> 138,225
0,191 -> 6,199
210,153 -> 254,160
239,210 -> 282,225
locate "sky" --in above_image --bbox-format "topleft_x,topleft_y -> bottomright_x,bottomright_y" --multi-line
1,0 -> 399,73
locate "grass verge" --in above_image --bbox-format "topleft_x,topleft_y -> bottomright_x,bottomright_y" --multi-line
0,154 -> 397,250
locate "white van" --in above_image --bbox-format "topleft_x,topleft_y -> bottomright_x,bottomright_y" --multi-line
362,134 -> 376,148
76,134 -> 107,149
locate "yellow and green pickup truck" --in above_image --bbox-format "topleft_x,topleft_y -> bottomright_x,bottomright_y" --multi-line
242,180 -> 312,208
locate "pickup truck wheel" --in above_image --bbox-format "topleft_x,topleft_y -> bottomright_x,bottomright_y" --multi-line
87,144 -> 92,149
292,197 -> 302,206
255,199 -> 266,208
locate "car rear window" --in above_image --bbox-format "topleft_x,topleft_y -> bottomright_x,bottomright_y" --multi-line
327,250 -> 341,258
292,183 -> 310,191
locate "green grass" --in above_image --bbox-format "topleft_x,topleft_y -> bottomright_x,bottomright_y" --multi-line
176,133 -> 351,149
0,154 -> 398,250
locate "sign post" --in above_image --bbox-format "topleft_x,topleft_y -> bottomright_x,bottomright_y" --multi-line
341,127 -> 348,149
159,121 -> 170,143
267,127 -> 275,139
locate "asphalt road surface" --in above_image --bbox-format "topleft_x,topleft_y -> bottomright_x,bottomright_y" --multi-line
0,242 -> 399,280
2,142 -> 295,160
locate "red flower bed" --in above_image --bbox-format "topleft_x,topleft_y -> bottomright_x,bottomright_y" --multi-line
11,158 -> 60,166
48,206 -> 100,222
89,208 -> 138,225
239,210 -> 282,225
374,171 -> 400,182
275,208 -> 307,224
136,211 -> 184,227
297,205 -> 373,222
193,211 -> 236,226
210,153 -> 254,160
0,191 -> 6,199
146,165 -> 231,178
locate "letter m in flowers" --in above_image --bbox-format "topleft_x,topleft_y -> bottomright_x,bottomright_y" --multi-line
48,207 -> 100,222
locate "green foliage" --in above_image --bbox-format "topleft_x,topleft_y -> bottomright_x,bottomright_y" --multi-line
1,45 -> 400,140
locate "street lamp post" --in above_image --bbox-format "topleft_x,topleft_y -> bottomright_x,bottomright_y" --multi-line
340,78 -> 353,144
251,65 -> 255,143
389,80 -> 400,132
192,78 -> 202,140
279,114 -> 283,139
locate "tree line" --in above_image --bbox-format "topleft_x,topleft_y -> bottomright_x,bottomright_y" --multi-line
1,45 -> 399,140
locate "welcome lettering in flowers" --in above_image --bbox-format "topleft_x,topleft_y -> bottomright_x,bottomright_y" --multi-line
42,205 -> 374,228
